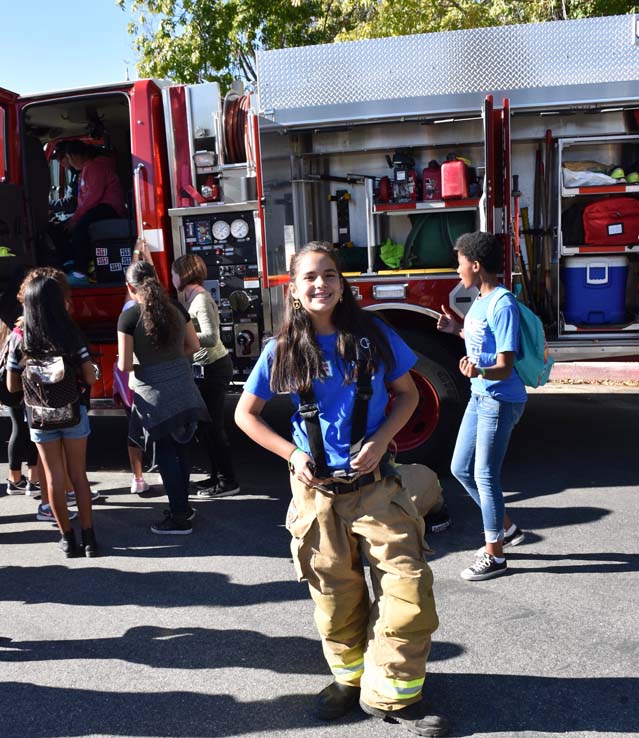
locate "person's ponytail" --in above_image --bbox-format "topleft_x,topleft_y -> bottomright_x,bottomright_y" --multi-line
125,261 -> 180,349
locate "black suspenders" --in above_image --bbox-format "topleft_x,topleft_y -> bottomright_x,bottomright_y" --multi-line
298,337 -> 373,478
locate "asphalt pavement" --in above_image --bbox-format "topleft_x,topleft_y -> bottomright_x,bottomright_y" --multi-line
1,387 -> 637,738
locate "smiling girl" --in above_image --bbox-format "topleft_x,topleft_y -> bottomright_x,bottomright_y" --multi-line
235,242 -> 448,736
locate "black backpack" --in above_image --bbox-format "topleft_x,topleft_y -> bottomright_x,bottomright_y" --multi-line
22,353 -> 81,430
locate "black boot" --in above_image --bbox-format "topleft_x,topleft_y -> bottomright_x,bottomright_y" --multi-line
81,528 -> 99,558
316,680 -> 360,720
59,530 -> 80,558
360,699 -> 449,737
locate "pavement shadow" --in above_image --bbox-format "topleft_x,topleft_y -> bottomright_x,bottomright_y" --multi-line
85,492 -> 291,559
426,496 -> 611,561
0,626 -> 326,673
506,550 -> 639,575
0,565 -> 307,608
1,672 -> 637,737
502,392 -> 639,499
430,672 -> 638,737
0,627 -> 465,671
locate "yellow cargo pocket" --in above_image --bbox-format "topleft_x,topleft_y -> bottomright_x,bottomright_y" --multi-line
381,571 -> 439,636
391,488 -> 428,548
285,500 -> 318,583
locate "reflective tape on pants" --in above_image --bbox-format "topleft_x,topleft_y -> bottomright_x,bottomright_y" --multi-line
330,658 -> 365,682
374,675 -> 424,700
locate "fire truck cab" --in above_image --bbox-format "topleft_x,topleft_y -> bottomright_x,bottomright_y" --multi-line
0,78 -> 261,410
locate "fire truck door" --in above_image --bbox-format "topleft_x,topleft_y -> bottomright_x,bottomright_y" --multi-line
0,87 -> 28,285
482,95 -> 512,281
129,80 -> 173,288
257,117 -> 296,287
501,97 -> 513,290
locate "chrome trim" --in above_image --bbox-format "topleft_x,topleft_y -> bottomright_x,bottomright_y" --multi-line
364,302 -> 441,321
257,16 -> 639,128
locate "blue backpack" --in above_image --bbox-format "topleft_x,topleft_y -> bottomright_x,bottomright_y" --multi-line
486,287 -> 554,388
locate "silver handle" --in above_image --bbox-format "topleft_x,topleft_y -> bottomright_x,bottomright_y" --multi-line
134,163 -> 146,239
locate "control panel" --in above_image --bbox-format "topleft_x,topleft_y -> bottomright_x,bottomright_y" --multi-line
181,208 -> 262,381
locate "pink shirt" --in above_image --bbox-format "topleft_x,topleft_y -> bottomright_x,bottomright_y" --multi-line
71,156 -> 126,222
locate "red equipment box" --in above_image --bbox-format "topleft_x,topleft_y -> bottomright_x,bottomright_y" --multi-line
582,196 -> 639,246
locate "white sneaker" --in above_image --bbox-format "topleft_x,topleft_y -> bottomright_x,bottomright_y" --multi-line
130,477 -> 150,494
461,552 -> 507,581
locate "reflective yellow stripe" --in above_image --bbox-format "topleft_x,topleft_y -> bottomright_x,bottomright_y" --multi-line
331,658 -> 365,679
374,675 -> 424,700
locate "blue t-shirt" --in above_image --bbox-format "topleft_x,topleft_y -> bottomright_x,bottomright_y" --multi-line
464,289 -> 527,403
244,321 -> 416,471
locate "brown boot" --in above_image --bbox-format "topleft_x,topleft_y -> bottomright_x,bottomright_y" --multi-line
316,680 -> 360,720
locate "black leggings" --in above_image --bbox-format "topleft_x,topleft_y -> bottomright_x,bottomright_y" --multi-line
155,434 -> 190,519
7,405 -> 38,471
195,355 -> 236,482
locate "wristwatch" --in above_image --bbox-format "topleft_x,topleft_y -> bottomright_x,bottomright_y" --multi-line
477,366 -> 487,379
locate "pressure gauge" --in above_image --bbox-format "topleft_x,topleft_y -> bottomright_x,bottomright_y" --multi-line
212,219 -> 231,241
230,218 -> 250,240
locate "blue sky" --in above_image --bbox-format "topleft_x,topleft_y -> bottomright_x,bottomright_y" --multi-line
2,1 -> 138,95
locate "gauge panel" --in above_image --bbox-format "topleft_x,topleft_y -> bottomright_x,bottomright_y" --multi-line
230,218 -> 250,240
212,219 -> 231,241
182,209 -> 261,381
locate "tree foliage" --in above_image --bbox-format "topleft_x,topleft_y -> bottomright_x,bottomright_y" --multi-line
117,0 -> 638,86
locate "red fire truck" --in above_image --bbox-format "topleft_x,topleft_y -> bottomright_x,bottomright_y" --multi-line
1,14 -> 638,465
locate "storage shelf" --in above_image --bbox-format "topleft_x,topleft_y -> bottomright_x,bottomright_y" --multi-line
562,320 -> 639,333
561,243 -> 639,255
373,198 -> 479,215
562,183 -> 639,198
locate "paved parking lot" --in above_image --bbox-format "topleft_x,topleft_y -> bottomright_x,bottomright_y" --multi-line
1,388 -> 637,738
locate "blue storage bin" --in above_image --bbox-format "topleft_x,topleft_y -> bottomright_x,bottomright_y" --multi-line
561,256 -> 628,324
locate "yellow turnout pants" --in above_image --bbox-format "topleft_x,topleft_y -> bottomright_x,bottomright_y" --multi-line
287,473 -> 439,710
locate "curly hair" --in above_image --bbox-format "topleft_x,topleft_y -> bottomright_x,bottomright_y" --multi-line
125,261 -> 180,349
18,266 -> 70,305
454,231 -> 503,274
270,241 -> 395,394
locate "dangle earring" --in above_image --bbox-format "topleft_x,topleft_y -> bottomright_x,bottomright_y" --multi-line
339,295 -> 343,303
293,298 -> 302,310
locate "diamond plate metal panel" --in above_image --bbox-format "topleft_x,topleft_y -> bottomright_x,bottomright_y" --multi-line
257,15 -> 639,125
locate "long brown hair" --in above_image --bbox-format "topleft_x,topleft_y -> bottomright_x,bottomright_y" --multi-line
270,242 -> 395,393
125,261 -> 180,349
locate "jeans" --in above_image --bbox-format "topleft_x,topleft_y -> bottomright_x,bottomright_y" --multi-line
451,393 -> 526,542
194,354 -> 236,483
155,434 -> 191,520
